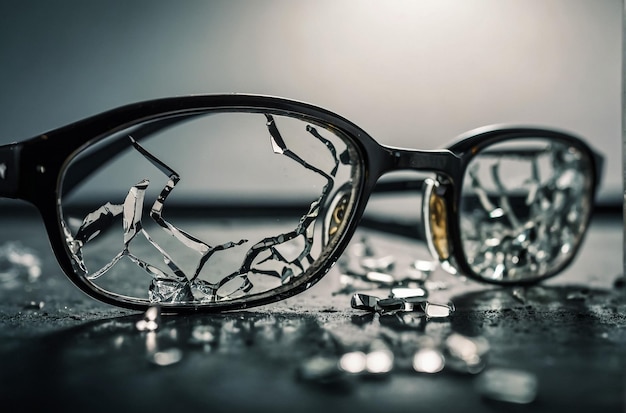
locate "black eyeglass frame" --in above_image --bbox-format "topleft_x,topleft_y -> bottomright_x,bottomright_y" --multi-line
0,94 -> 604,313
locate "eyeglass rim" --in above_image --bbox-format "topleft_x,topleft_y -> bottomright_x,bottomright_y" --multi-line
1,94 -> 604,312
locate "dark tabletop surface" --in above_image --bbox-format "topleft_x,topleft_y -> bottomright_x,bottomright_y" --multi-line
0,207 -> 623,413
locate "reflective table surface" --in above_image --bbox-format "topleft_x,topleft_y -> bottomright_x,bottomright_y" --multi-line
0,207 -> 623,413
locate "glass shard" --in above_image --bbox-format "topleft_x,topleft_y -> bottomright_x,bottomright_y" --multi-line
422,301 -> 455,319
24,301 -> 45,310
350,293 -> 380,311
377,297 -> 414,314
390,287 -> 428,299
365,271 -> 395,285
360,255 -> 395,272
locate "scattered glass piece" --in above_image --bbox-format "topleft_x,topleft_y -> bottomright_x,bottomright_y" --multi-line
365,271 -> 395,285
148,348 -> 183,366
136,306 -> 161,331
390,287 -> 428,299
24,301 -> 45,310
350,293 -> 380,311
475,367 -> 538,404
566,290 -> 588,301
422,301 -> 455,319
360,255 -> 395,272
377,297 -> 414,314
412,259 -> 438,274
511,287 -> 526,304
413,348 -> 445,373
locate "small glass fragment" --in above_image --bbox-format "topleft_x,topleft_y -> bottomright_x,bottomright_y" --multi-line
360,255 -> 395,272
390,287 -> 428,299
377,297 -> 414,314
365,271 -> 395,285
24,301 -> 45,310
511,287 -> 526,304
423,301 -> 455,319
148,348 -> 183,367
136,306 -> 161,331
413,348 -> 445,373
339,351 -> 367,374
412,259 -> 438,274
475,367 -> 538,404
351,293 -> 380,311
566,290 -> 588,301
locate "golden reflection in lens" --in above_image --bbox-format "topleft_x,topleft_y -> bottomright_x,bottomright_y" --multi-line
428,189 -> 449,260
328,193 -> 349,239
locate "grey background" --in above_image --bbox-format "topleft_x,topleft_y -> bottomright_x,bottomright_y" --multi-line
0,0 -> 621,204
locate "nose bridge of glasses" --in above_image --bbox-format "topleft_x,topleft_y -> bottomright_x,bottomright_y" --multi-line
383,147 -> 460,177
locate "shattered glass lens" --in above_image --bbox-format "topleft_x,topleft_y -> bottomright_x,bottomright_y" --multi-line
459,138 -> 593,282
59,111 -> 360,308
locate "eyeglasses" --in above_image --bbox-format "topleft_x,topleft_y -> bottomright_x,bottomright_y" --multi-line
0,95 -> 602,313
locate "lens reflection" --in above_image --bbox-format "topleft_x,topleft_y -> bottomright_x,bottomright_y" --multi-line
459,138 -> 593,282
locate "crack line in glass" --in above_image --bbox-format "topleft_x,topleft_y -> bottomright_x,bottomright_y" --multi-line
66,114 -> 347,305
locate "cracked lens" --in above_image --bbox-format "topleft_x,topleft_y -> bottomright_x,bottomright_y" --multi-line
460,139 -> 592,282
60,112 -> 357,306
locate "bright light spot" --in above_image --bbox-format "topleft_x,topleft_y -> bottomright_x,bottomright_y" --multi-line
366,350 -> 394,374
339,351 -> 367,374
413,348 -> 445,373
150,348 -> 183,367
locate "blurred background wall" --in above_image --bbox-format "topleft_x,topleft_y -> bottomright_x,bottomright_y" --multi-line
0,0 -> 621,205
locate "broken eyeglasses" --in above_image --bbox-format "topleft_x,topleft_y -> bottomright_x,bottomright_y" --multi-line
0,95 -> 602,312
